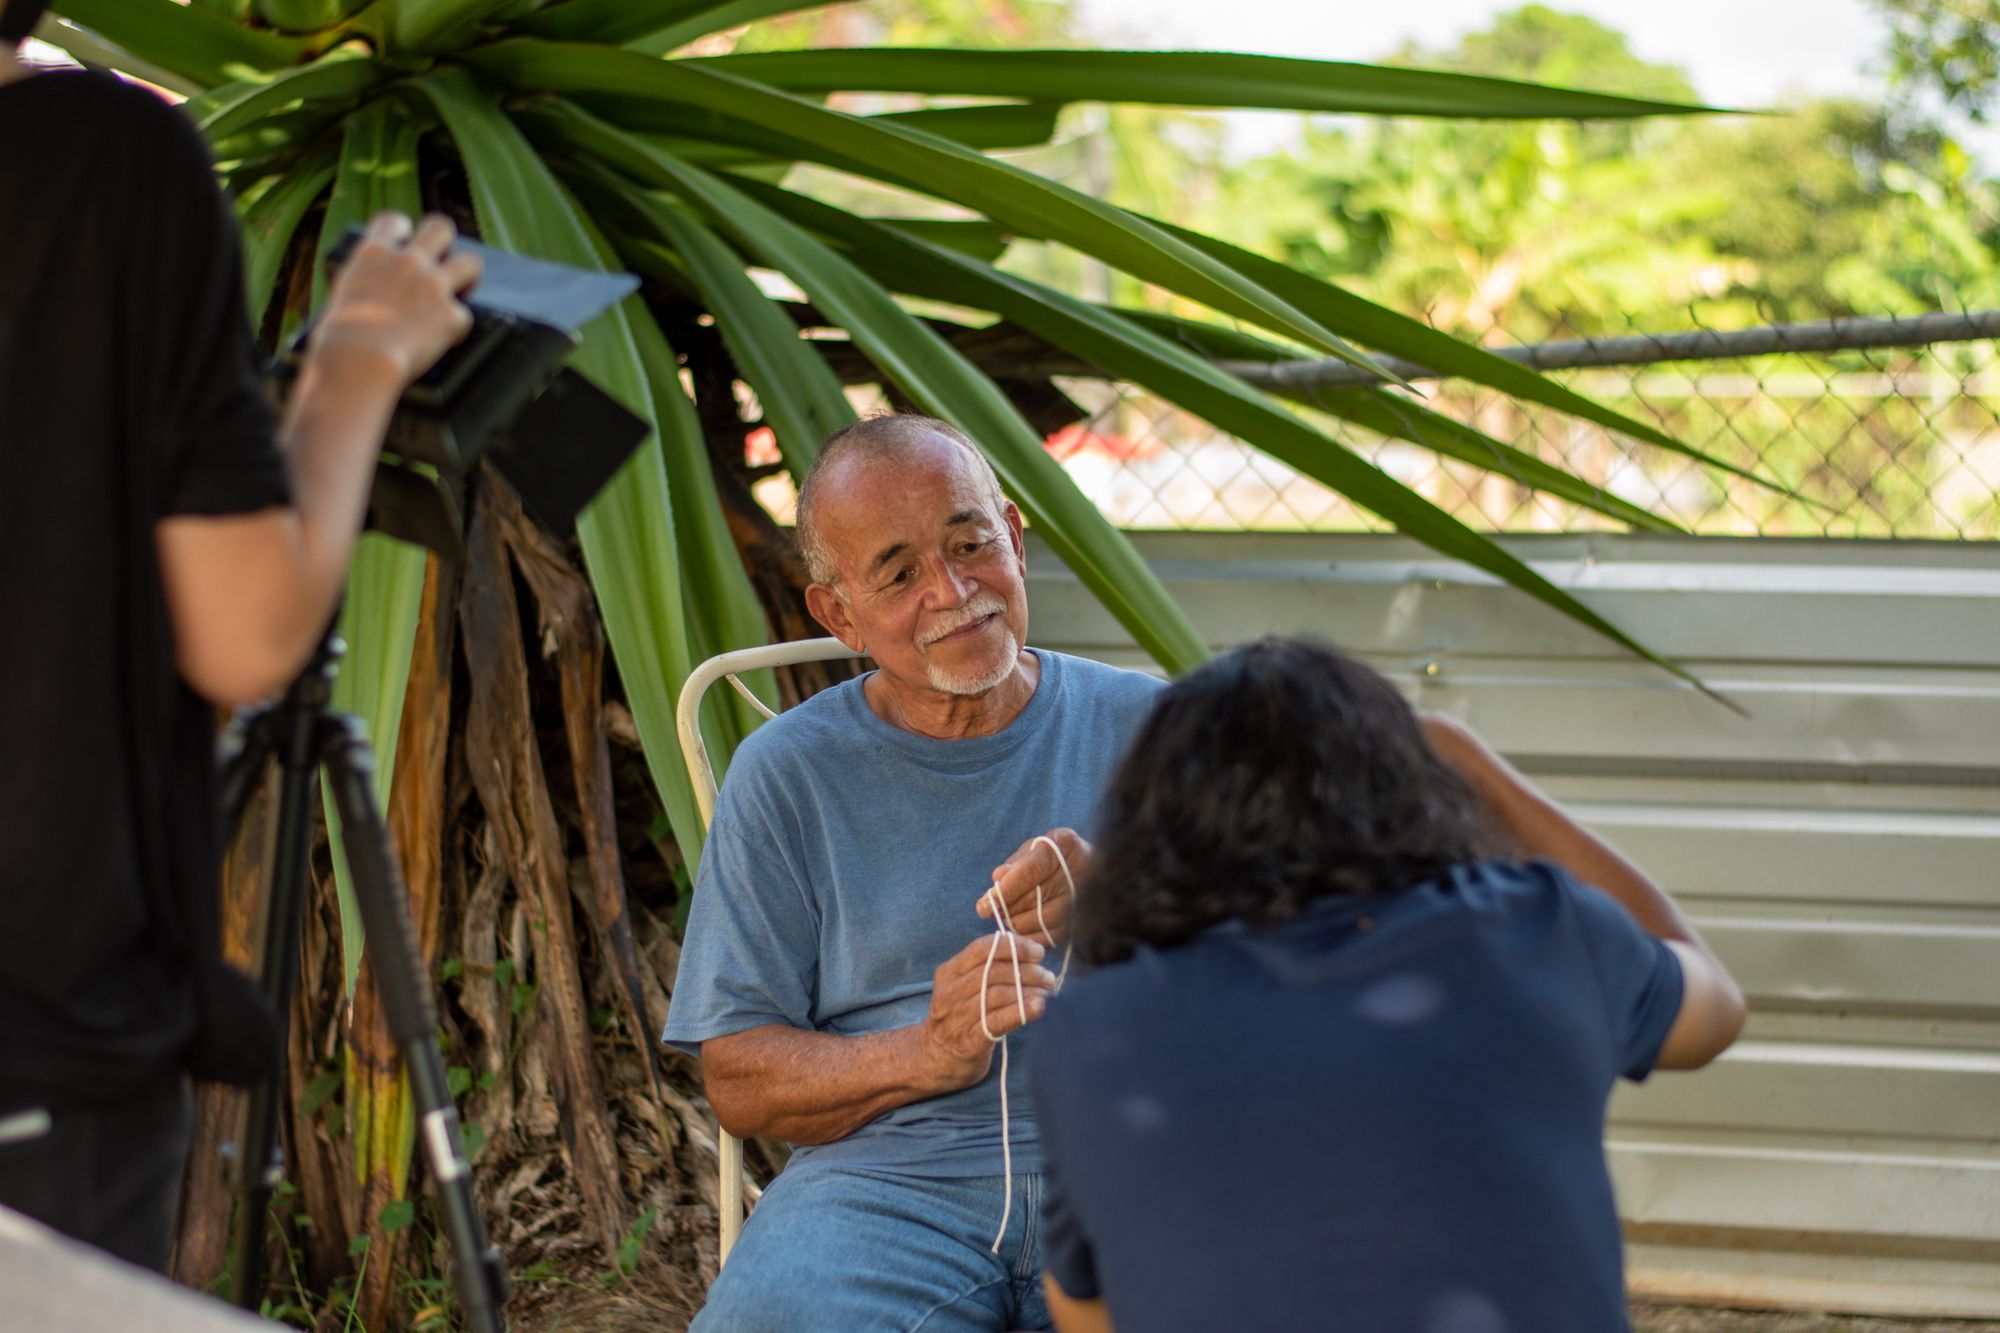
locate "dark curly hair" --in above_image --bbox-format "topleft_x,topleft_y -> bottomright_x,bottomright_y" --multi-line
1073,636 -> 1502,968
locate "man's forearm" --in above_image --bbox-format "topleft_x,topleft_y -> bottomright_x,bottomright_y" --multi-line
274,346 -> 404,645
701,1022 -> 958,1145
1422,713 -> 1702,944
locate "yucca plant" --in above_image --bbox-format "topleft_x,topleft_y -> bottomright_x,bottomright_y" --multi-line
39,1 -> 1761,1325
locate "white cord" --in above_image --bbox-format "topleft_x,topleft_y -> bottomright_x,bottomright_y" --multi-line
976,836 -> 1077,1254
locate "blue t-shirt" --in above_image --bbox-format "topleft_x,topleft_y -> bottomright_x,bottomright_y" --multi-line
1031,859 -> 1685,1333
664,649 -> 1164,1177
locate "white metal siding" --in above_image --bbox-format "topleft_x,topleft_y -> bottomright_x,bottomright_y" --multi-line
1027,532 -> 2000,1318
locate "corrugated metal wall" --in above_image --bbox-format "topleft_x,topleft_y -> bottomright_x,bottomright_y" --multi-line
1027,531 -> 2000,1318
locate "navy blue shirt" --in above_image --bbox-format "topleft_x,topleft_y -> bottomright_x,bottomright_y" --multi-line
1031,859 -> 1684,1333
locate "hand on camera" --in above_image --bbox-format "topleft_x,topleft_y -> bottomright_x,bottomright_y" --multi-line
920,934 -> 1055,1090
311,211 -> 482,390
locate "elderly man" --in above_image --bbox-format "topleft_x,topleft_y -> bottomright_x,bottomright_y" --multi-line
663,414 -> 1164,1331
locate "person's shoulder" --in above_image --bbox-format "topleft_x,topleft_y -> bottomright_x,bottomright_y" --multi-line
1039,652 -> 1166,723
1045,650 -> 1166,694
27,71 -> 219,189
1433,858 -> 1606,935
29,70 -> 192,140
719,678 -> 871,792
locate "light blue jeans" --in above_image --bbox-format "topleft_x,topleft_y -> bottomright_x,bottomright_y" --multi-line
691,1166 -> 1051,1332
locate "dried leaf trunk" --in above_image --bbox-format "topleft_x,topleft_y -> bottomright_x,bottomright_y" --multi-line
459,484 -> 630,1261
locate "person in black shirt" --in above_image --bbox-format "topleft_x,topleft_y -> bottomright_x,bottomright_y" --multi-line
0,1 -> 481,1269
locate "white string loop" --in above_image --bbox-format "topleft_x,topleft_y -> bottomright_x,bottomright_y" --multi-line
978,835 -> 1075,1254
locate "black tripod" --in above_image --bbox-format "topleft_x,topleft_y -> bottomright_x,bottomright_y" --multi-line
217,630 -> 507,1333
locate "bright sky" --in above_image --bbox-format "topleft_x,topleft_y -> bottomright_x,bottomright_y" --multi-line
1070,0 -> 1999,160
1075,0 -> 1883,106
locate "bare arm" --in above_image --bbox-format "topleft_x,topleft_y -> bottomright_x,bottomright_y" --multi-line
1421,712 -> 1747,1069
702,934 -> 1054,1142
1045,1277 -> 1115,1333
157,212 -> 480,706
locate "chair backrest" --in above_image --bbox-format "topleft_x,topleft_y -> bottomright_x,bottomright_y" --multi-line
673,637 -> 869,1268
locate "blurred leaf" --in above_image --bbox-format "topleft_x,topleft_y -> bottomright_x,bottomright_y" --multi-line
690,48 -> 1724,117
192,51 -> 384,142
532,101 -> 1207,670
314,102 -> 429,996
410,67 -> 714,864
745,181 -> 1714,691
467,40 -> 1388,374
49,0 -> 309,88
235,147 -> 335,319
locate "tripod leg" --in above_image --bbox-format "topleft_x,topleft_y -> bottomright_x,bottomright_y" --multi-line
323,716 -> 509,1333
217,712 -> 277,839
229,698 -> 323,1312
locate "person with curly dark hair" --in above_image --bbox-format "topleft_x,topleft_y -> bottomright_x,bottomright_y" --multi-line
1030,637 -> 1745,1333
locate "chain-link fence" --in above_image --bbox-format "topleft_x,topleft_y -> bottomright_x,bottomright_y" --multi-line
764,311 -> 2000,540
1043,311 -> 2000,540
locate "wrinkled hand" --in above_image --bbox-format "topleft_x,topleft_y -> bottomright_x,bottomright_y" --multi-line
976,827 -> 1089,948
920,934 -> 1055,1091
311,211 -> 482,391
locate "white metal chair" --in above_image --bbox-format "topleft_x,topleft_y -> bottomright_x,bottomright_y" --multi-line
674,637 -> 869,1267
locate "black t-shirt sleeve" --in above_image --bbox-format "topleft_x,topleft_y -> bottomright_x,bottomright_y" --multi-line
1560,868 -> 1686,1081
1031,1004 -> 1103,1302
147,97 -> 290,518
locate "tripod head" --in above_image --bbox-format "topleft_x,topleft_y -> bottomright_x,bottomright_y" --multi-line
273,233 -> 653,556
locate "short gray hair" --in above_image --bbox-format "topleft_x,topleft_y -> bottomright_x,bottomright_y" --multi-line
794,414 -> 1006,586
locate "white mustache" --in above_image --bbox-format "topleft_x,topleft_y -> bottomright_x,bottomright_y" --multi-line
918,593 -> 1007,646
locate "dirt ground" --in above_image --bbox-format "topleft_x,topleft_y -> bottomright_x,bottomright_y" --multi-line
1633,1304 -> 2000,1331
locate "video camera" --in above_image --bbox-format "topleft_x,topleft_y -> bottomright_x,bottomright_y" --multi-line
274,230 -> 653,555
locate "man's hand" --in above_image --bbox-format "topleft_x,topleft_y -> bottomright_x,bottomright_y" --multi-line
157,211 -> 482,707
310,211 -> 481,391
920,934 -> 1055,1090
977,827 -> 1089,948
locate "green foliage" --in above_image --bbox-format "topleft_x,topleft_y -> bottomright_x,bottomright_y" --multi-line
1207,4 -> 2000,341
616,1206 -> 660,1276
1870,0 -> 2000,123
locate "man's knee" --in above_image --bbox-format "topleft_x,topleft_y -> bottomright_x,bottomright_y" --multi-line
691,1263 -> 830,1333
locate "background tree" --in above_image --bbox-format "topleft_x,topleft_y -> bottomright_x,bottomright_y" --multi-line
1869,0 -> 2000,123
1206,4 -> 2000,339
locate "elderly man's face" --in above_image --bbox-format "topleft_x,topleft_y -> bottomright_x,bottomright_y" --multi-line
806,434 -> 1029,698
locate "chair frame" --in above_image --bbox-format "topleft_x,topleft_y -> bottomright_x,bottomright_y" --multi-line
673,637 -> 869,1266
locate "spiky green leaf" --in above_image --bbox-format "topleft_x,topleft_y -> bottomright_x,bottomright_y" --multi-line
608,189 -> 853,478
192,51 -> 384,142
527,100 -> 1207,671
689,48 -> 1724,118
466,40 -> 1390,376
408,67 -> 714,863
626,0 -> 840,56
236,147 -> 335,320
302,103 -> 433,994
1132,215 -> 1803,496
736,180 -> 1722,695
49,0 -> 308,89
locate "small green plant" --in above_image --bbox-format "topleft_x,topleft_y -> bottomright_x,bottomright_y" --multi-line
616,1206 -> 660,1279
